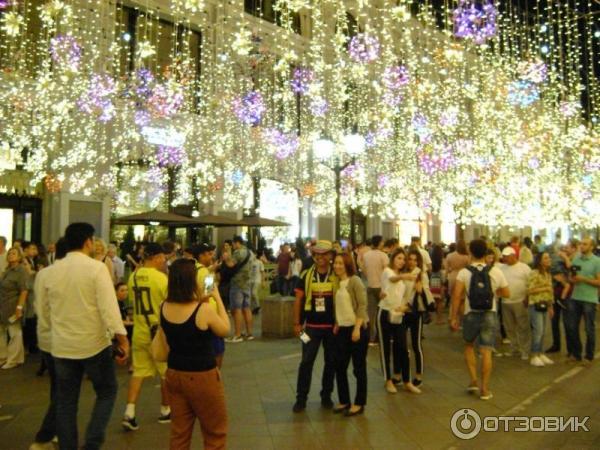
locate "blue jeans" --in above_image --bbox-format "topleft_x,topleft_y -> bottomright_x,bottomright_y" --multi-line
565,299 -> 597,361
54,346 -> 117,450
529,306 -> 548,354
229,285 -> 250,310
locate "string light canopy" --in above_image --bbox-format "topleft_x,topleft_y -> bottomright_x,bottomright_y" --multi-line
0,0 -> 598,229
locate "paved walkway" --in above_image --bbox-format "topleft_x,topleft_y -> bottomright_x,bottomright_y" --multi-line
1,315 -> 599,449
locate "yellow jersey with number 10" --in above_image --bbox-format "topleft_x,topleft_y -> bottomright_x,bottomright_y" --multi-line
128,267 -> 168,344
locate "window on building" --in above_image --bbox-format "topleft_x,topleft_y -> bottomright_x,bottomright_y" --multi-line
244,0 -> 302,34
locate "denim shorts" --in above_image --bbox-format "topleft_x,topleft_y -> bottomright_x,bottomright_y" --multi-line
463,311 -> 498,348
229,285 -> 251,310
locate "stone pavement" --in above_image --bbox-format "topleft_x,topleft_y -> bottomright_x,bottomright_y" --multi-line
1,314 -> 600,449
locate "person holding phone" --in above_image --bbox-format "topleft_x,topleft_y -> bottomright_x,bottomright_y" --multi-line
154,258 -> 230,450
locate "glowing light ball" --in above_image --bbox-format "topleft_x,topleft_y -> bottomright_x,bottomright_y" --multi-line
348,34 -> 380,63
418,144 -> 457,175
78,74 -> 117,122
290,67 -> 314,94
50,35 -> 82,71
134,110 -> 151,127
309,97 -> 329,117
517,60 -> 548,84
135,69 -> 155,99
412,113 -> 432,141
559,100 -> 581,118
148,84 -> 184,118
453,1 -> 498,45
507,80 -> 540,107
232,91 -> 265,126
230,169 -> 244,185
377,174 -> 389,188
382,66 -> 410,90
263,128 -> 300,159
156,146 -> 186,167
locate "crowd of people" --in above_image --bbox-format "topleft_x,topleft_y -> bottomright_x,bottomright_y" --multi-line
0,226 -> 599,449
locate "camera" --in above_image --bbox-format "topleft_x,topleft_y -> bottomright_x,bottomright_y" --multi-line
570,265 -> 582,276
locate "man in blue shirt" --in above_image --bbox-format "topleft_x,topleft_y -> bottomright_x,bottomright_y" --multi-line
566,238 -> 600,364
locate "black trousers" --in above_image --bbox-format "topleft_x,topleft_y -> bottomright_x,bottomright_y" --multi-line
23,316 -> 39,354
402,313 -> 424,376
377,309 -> 408,381
35,351 -> 57,443
296,327 -> 335,402
335,326 -> 369,406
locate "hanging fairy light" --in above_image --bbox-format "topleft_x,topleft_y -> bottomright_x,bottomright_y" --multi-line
262,128 -> 300,160
290,67 -> 314,94
507,80 -> 540,107
78,74 -> 117,122
50,35 -> 82,71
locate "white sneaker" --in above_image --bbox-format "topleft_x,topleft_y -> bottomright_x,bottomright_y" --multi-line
521,353 -> 530,361
225,335 -> 244,343
539,354 -> 554,365
530,356 -> 545,367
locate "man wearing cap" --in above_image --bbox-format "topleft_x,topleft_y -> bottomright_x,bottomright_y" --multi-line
122,242 -> 170,431
499,246 -> 532,359
292,240 -> 337,413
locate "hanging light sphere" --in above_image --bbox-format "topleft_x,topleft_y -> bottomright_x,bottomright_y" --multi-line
342,133 -> 366,156
313,137 -> 335,160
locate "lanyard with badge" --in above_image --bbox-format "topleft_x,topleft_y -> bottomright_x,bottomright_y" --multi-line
312,268 -> 331,313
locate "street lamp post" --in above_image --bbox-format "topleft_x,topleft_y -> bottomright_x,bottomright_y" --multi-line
313,132 -> 365,241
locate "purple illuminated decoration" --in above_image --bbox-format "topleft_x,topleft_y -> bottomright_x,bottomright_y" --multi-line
78,74 -> 117,122
134,110 -> 151,127
232,91 -> 265,126
453,1 -> 497,45
309,97 -> 328,117
135,69 -> 155,99
0,1 -> 12,9
382,66 -> 410,90
418,144 -> 457,175
348,34 -> 380,63
377,174 -> 389,188
262,128 -> 300,160
412,113 -> 432,142
156,146 -> 186,167
439,108 -> 459,127
50,35 -> 82,71
290,67 -> 314,94
148,84 -> 184,118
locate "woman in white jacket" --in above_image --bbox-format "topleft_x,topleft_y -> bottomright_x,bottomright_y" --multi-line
402,249 -> 435,389
378,249 -> 421,394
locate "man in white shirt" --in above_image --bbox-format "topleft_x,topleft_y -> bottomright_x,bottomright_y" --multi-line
0,236 -> 7,273
38,223 -> 129,450
361,235 -> 389,344
411,236 -> 432,272
499,246 -> 532,359
451,239 -> 509,401
31,238 -> 67,449
107,243 -> 125,282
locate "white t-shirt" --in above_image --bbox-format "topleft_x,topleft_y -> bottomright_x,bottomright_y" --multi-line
499,262 -> 531,303
380,267 -> 406,311
251,259 -> 264,285
457,263 -> 508,314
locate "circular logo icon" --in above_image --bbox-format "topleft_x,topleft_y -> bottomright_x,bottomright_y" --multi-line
450,408 -> 482,440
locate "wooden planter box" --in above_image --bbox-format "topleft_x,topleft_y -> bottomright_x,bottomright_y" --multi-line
261,295 -> 296,338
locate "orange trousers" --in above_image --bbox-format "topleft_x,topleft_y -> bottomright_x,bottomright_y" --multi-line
165,368 -> 227,450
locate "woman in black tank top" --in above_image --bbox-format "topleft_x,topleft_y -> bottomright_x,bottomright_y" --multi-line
157,259 -> 230,450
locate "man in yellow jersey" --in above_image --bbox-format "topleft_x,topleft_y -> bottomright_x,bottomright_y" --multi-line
122,243 -> 170,431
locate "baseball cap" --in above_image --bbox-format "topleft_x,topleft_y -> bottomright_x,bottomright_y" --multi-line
501,246 -> 516,257
144,242 -> 165,257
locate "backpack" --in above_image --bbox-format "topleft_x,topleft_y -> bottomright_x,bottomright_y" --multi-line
466,265 -> 493,310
